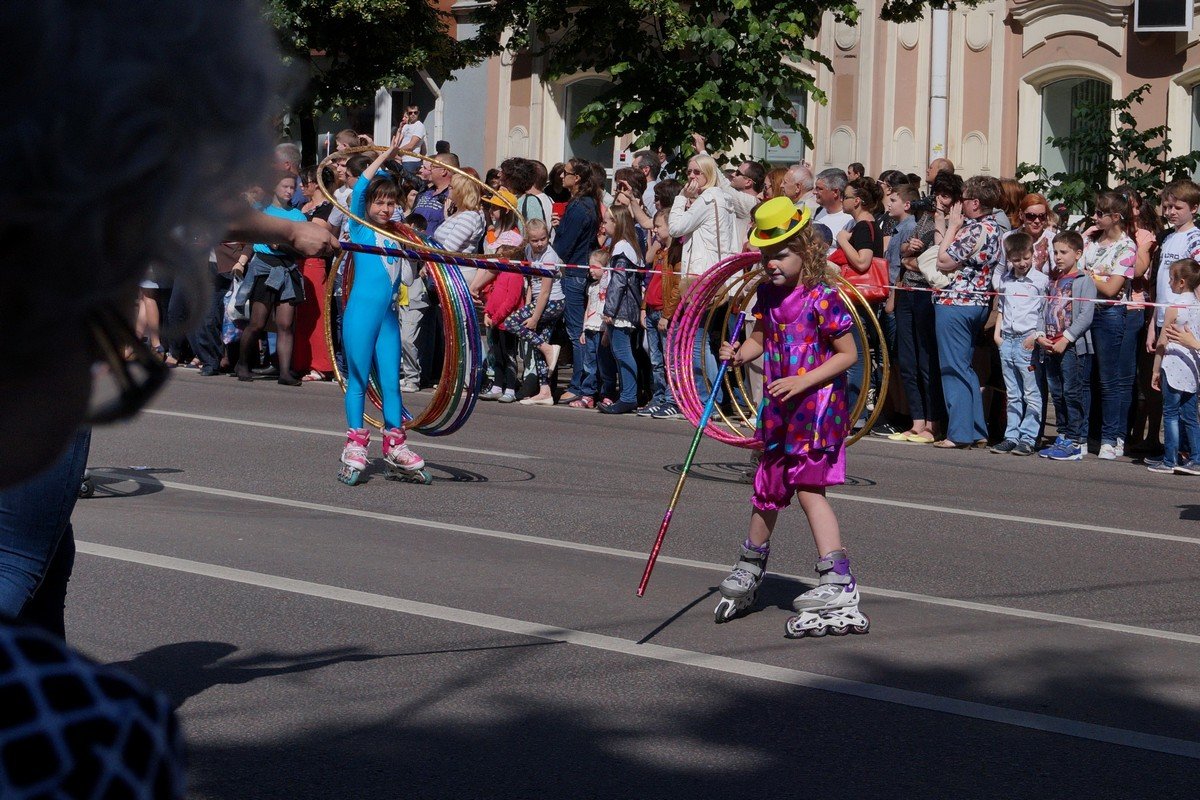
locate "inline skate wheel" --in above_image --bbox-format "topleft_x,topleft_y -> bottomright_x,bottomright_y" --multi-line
851,617 -> 870,635
337,465 -> 363,486
714,598 -> 737,623
807,624 -> 827,638
828,623 -> 850,636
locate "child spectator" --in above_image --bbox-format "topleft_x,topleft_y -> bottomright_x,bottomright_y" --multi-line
1036,231 -> 1096,461
1148,180 -> 1200,355
640,208 -> 683,419
1082,191 -> 1139,460
599,205 -> 645,414
1148,258 -> 1200,474
571,250 -> 615,409
509,218 -> 564,405
482,239 -> 528,403
990,233 -> 1048,455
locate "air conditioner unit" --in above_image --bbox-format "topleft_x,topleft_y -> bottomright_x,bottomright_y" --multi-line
1134,0 -> 1193,33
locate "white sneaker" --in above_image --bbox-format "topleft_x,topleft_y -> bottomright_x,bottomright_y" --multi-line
1114,437 -> 1125,458
1098,443 -> 1117,461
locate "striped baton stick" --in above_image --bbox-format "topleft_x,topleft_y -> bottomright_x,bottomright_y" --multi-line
637,311 -> 748,597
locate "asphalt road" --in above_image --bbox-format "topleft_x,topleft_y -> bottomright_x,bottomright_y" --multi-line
69,369 -> 1200,799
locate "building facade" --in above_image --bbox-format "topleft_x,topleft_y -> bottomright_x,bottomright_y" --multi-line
402,1 -> 1200,179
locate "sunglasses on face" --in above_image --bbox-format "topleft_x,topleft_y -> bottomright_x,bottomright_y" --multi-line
1024,212 -> 1047,221
563,169 -> 576,176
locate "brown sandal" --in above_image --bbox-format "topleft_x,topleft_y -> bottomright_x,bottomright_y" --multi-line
568,397 -> 595,409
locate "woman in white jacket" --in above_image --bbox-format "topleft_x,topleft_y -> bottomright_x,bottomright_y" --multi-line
668,155 -> 739,278
669,154 -> 739,402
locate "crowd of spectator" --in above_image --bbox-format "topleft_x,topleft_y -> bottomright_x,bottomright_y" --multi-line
149,109 -> 1200,471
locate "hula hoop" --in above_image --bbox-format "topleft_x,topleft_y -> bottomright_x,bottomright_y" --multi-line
320,218 -> 484,436
316,145 -> 517,435
665,252 -> 889,449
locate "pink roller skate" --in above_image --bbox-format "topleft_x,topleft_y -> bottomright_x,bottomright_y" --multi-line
382,427 -> 431,485
337,428 -> 370,486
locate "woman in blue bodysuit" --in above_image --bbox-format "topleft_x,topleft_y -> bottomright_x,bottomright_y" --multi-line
338,134 -> 426,483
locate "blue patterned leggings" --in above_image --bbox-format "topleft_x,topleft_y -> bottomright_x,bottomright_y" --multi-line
503,298 -> 565,384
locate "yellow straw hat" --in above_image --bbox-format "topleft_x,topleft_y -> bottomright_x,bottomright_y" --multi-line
748,197 -> 812,248
484,187 -> 518,209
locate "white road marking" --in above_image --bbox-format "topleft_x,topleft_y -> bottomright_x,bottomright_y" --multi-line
142,409 -> 536,460
827,491 -> 1200,546
144,411 -> 1196,544
85,471 -> 1200,646
76,540 -> 1200,761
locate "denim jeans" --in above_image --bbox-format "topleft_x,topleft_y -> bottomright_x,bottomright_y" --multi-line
894,290 -> 944,423
1092,305 -> 1140,445
562,275 -> 588,394
999,335 -> 1042,443
934,304 -> 990,443
1160,377 -> 1200,467
0,428 -> 90,637
190,262 -> 233,371
1039,347 -> 1092,444
608,325 -> 640,404
693,328 -> 723,404
579,329 -> 616,398
644,310 -> 674,406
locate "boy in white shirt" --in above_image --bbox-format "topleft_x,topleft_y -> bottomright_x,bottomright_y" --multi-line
990,232 -> 1049,455
1149,258 -> 1200,474
1148,179 -> 1200,353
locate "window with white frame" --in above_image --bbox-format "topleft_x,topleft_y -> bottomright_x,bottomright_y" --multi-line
563,79 -> 615,167
752,93 -> 808,166
1039,77 -> 1111,176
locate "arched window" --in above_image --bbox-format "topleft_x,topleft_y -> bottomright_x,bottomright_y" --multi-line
1039,77 -> 1111,176
563,78 -> 615,166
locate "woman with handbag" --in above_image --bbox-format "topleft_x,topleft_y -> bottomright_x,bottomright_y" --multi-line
668,154 -> 738,402
932,176 -> 1005,447
833,178 -> 886,427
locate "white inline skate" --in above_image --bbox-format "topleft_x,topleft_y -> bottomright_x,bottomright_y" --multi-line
338,428 -> 371,486
382,427 -> 432,485
715,540 -> 770,623
785,549 -> 869,638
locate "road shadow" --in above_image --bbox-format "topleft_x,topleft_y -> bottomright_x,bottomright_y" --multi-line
355,461 -> 536,485
110,640 -> 561,707
1178,504 -> 1200,521
80,467 -> 183,500
174,635 -> 1199,799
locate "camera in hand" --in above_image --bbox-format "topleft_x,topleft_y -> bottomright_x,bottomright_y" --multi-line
909,194 -> 938,214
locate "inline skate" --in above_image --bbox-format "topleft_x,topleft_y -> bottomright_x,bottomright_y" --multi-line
714,539 -> 770,622
338,428 -> 371,485
382,427 -> 432,485
785,549 -> 869,638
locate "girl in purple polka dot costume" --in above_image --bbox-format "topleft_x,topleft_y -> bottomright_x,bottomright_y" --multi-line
714,197 -> 871,637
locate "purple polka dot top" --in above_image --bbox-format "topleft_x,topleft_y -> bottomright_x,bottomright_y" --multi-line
753,282 -> 854,455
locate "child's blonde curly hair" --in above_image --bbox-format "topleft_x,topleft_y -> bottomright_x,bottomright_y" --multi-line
776,223 -> 839,289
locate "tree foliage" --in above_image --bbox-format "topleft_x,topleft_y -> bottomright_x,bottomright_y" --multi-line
266,0 -> 475,117
469,0 -> 976,161
1017,84 -> 1200,217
